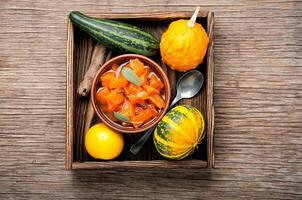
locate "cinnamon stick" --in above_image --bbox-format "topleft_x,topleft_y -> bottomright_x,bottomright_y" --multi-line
83,50 -> 113,134
77,42 -> 107,97
82,50 -> 113,161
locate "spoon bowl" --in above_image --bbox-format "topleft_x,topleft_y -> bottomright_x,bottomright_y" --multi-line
177,70 -> 204,98
170,70 -> 204,108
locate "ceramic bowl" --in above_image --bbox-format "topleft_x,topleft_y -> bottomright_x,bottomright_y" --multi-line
91,54 -> 171,133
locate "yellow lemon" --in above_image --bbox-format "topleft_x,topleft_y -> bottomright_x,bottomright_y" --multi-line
85,123 -> 124,160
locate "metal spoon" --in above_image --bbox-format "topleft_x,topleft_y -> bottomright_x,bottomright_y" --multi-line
130,70 -> 204,155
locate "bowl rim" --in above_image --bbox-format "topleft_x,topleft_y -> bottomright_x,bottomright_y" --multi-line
91,54 -> 171,134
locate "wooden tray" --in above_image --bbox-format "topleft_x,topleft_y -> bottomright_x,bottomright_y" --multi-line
66,11 -> 214,170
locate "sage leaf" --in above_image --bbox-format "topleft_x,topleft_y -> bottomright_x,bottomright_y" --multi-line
122,67 -> 142,86
115,61 -> 129,78
113,112 -> 131,123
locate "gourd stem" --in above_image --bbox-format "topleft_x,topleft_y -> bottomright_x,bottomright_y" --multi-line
187,6 -> 200,28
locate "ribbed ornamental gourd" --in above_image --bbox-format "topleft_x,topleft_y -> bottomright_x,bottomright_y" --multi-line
160,7 -> 209,72
153,105 -> 205,160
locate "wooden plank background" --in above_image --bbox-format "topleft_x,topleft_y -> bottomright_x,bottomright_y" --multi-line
0,0 -> 301,199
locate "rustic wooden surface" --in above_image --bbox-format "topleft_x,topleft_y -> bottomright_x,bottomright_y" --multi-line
0,0 -> 301,199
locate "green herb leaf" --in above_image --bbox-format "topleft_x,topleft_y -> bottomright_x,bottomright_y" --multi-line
113,112 -> 131,123
115,61 -> 129,78
122,67 -> 142,86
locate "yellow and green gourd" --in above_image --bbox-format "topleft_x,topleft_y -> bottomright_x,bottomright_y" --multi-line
153,105 -> 205,160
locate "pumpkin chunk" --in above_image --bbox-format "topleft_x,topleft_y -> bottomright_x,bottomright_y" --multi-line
149,74 -> 164,90
134,106 -> 144,115
100,71 -> 115,88
112,63 -> 119,71
130,58 -> 144,76
143,85 -> 159,95
109,75 -> 128,89
148,94 -> 165,109
96,87 -> 110,105
120,99 -> 135,118
139,67 -> 150,85
126,83 -> 142,94
128,90 -> 148,105
131,106 -> 158,129
105,90 -> 125,112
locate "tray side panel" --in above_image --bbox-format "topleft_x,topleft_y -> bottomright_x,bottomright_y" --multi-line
66,18 -> 74,169
206,12 -> 214,168
72,160 -> 207,170
87,12 -> 208,20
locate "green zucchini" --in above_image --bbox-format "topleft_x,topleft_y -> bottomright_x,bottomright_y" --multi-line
69,11 -> 159,56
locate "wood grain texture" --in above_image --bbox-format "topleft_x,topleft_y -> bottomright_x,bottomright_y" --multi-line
0,0 -> 302,199
206,12 -> 214,168
66,18 -> 74,170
